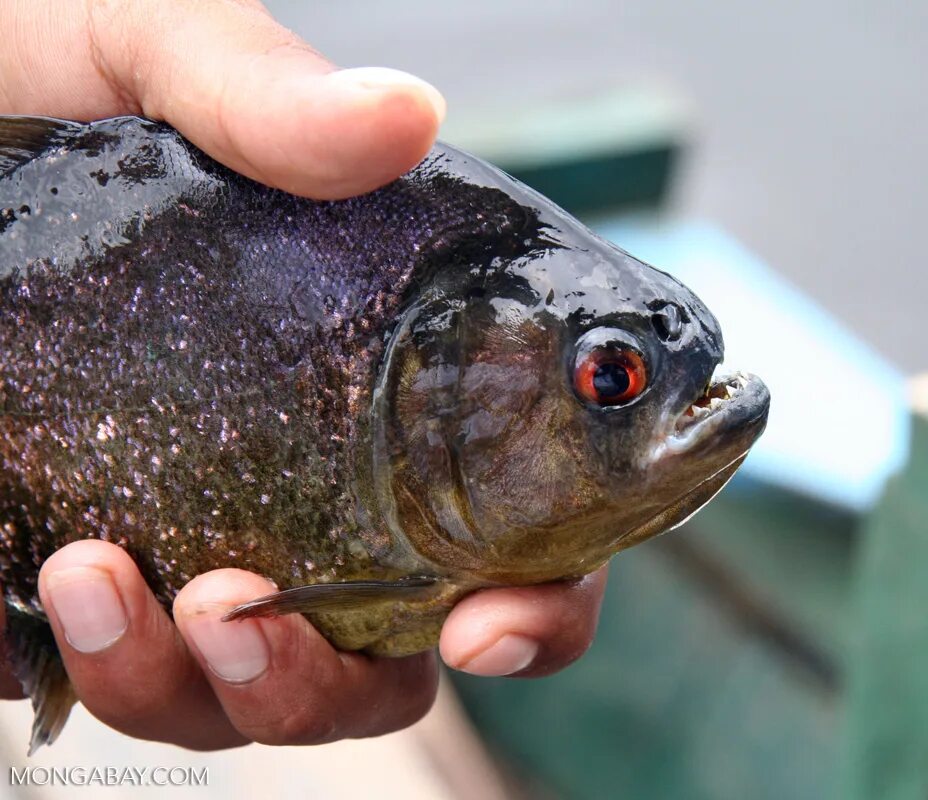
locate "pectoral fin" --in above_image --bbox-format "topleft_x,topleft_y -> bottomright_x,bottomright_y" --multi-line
221,576 -> 441,622
4,604 -> 77,755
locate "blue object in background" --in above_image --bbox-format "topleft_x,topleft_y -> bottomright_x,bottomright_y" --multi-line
596,219 -> 911,513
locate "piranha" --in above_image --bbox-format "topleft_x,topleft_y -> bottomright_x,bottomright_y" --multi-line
0,115 -> 769,752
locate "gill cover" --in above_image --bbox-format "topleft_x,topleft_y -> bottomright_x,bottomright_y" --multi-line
370,263 -> 605,579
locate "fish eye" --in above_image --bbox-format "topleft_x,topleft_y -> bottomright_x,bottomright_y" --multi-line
573,342 -> 648,407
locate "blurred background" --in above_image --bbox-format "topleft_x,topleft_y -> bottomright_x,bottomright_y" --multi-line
276,0 -> 928,371
4,2 -> 926,798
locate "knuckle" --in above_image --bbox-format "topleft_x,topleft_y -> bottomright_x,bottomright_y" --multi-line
73,645 -> 201,728
84,678 -> 172,725
84,0 -> 155,110
242,702 -> 339,746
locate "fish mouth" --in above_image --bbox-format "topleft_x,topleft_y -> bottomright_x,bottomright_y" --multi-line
658,370 -> 770,458
619,370 -> 768,550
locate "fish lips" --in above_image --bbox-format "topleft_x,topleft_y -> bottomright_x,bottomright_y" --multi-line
653,369 -> 770,464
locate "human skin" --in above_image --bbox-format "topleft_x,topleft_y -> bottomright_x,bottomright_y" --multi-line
0,0 -> 608,750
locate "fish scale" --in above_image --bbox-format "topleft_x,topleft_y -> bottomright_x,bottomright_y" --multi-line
0,115 -> 768,754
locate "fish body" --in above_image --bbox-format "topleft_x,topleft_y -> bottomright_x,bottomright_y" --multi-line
0,116 -> 769,751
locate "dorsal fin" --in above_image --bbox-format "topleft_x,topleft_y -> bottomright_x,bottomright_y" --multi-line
0,116 -> 83,175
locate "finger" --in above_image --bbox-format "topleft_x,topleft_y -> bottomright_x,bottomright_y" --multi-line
37,540 -> 248,750
0,602 -> 26,699
0,0 -> 445,199
439,566 -> 609,678
173,569 -> 438,745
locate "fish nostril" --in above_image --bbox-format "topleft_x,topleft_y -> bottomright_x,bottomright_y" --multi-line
650,302 -> 685,342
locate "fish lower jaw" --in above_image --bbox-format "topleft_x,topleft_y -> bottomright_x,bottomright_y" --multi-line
617,452 -> 749,551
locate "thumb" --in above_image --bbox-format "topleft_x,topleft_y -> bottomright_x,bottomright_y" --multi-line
0,0 -> 445,199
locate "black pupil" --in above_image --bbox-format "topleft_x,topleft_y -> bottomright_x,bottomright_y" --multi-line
593,361 -> 630,399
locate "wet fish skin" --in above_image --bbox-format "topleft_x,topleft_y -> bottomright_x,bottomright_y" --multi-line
0,116 -> 769,751
0,117 -> 549,610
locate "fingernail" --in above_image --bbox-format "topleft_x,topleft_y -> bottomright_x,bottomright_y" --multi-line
328,66 -> 447,123
44,567 -> 128,654
183,610 -> 270,684
459,634 -> 538,677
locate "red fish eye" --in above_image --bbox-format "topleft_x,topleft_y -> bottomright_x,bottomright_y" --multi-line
574,348 -> 647,406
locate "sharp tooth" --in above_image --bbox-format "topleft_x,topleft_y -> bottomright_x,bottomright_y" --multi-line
709,397 -> 724,410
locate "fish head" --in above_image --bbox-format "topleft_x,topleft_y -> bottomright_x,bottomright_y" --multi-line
372,147 -> 769,584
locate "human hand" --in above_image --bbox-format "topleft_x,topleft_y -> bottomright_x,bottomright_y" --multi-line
0,0 -> 609,749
